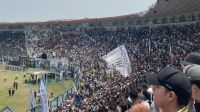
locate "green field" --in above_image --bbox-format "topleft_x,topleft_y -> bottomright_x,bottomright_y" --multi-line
0,64 -> 74,112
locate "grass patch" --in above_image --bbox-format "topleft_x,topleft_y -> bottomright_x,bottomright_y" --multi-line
0,64 -> 74,112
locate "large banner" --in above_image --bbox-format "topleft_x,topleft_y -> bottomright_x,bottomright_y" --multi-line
19,57 -> 35,68
35,58 -> 41,69
102,45 -> 132,77
5,65 -> 24,72
50,60 -> 58,72
39,80 -> 49,112
35,58 -> 50,70
50,59 -> 68,73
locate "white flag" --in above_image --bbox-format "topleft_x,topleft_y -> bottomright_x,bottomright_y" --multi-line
29,84 -> 36,108
39,80 -> 49,112
77,68 -> 83,80
73,85 -> 78,95
148,37 -> 151,55
2,54 -> 5,65
102,45 -> 131,77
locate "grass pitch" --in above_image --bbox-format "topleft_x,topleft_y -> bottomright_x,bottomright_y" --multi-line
0,64 -> 74,112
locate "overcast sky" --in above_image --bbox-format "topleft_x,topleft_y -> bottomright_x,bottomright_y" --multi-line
0,0 -> 156,22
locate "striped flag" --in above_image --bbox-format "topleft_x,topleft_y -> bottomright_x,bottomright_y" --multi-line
39,80 -> 49,112
29,84 -> 36,108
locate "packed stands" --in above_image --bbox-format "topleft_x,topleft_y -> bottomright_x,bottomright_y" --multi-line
145,0 -> 200,18
0,0 -> 200,111
0,31 -> 27,61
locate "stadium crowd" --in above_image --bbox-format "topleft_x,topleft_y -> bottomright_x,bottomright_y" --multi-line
52,72 -> 152,112
0,22 -> 200,112
49,23 -> 200,111
0,31 -> 27,61
24,22 -> 200,73
1,23 -> 199,74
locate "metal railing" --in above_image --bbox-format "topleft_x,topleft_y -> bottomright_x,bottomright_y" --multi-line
27,84 -> 77,112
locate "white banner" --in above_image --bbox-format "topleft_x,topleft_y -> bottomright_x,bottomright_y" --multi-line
39,80 -> 49,112
75,67 -> 83,80
50,60 -> 58,72
102,45 -> 131,77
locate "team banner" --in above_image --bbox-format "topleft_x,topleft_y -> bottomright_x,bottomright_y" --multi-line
102,45 -> 131,77
35,58 -> 50,70
50,59 -> 66,73
39,80 -> 49,112
35,58 -> 42,69
50,60 -> 58,72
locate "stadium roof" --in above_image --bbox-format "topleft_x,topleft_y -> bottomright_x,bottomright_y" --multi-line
0,13 -> 137,26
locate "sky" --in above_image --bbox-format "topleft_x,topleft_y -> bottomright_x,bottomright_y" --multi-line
0,0 -> 157,23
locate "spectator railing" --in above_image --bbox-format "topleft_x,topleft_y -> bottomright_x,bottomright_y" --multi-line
27,84 -> 77,112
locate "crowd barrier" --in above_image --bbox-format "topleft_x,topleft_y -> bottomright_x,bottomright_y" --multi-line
27,84 -> 77,112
